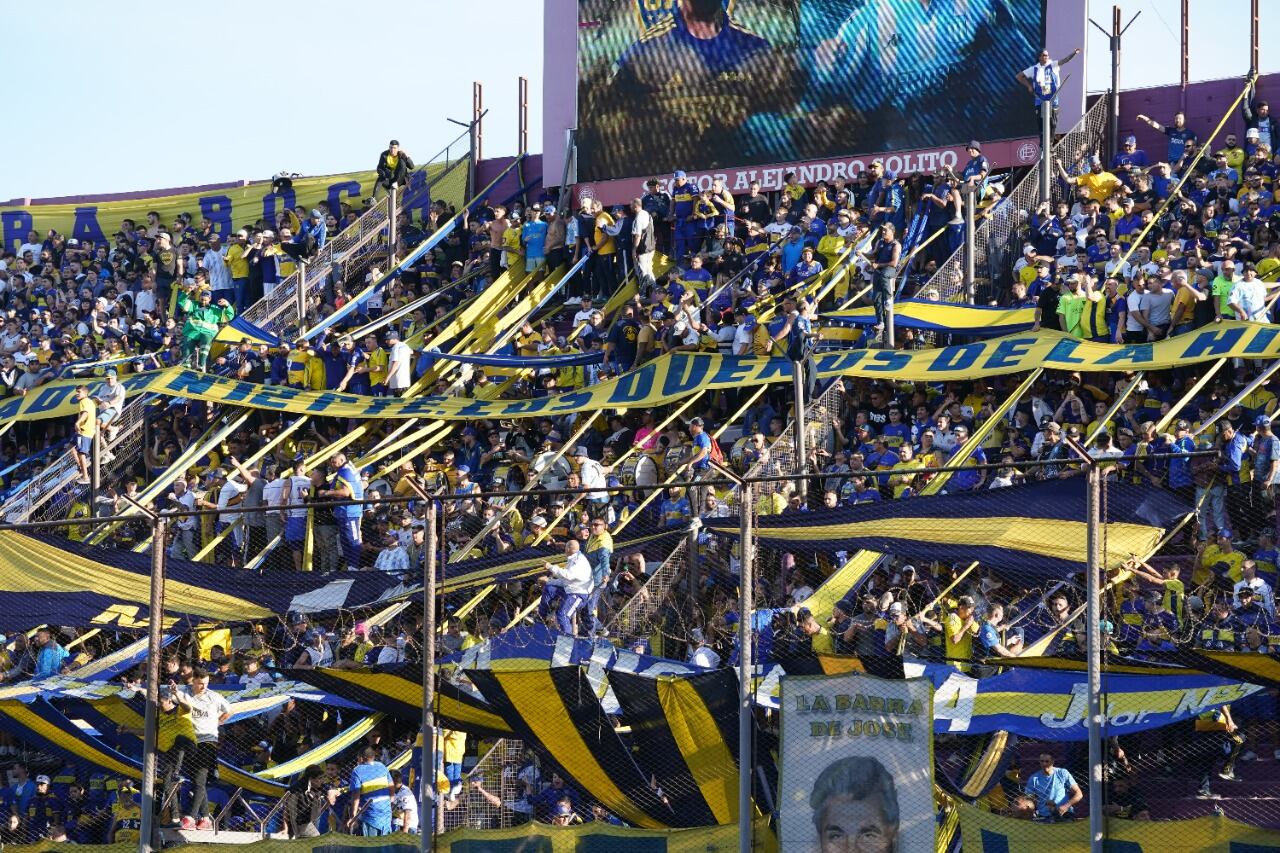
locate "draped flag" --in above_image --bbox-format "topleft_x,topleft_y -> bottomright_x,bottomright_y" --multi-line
608,669 -> 750,827
702,480 -> 1189,581
0,699 -> 286,798
8,323 -> 1280,423
0,532 -> 412,630
285,665 -> 515,740
468,667 -> 686,828
823,300 -> 1036,338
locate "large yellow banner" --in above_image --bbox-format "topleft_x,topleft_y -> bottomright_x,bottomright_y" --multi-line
0,164 -> 466,254
5,323 -> 1280,423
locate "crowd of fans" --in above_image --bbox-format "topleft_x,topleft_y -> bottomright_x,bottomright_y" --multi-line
0,66 -> 1278,838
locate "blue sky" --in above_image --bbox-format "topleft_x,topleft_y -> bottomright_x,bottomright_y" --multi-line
2,0 -> 1275,200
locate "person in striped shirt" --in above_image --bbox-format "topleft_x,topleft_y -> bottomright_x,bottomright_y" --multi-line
347,747 -> 394,836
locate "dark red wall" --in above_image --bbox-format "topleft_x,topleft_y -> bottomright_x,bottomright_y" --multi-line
1106,72 -> 1278,160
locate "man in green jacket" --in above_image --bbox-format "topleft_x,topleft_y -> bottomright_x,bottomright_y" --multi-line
177,284 -> 235,371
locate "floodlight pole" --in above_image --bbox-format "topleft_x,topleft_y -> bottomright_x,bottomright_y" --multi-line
1085,461 -> 1104,852
140,515 -> 167,853
737,481 -> 754,853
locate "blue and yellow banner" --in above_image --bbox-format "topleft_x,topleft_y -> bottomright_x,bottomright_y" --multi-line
0,531 -> 411,630
915,661 -> 1259,741
8,324 -> 1280,424
957,801 -> 1280,851
0,164 -> 466,254
702,479 -> 1190,580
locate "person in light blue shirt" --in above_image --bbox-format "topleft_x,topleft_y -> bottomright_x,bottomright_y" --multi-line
348,748 -> 394,836
1024,753 -> 1082,820
33,628 -> 68,679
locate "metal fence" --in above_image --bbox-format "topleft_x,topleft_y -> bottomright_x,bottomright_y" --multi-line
0,444 -> 1278,851
931,96 -> 1111,304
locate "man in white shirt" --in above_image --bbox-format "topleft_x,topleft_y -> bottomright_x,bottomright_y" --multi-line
539,539 -> 593,635
17,232 -> 43,266
133,275 -> 159,319
1229,264 -> 1271,322
213,469 -> 248,562
281,464 -> 315,571
172,669 -> 231,830
573,446 -> 609,512
1233,560 -> 1276,617
385,329 -> 413,395
572,296 -> 597,328
687,628 -> 721,668
391,771 -> 419,833
169,478 -> 199,560
374,531 -> 411,573
203,234 -> 232,294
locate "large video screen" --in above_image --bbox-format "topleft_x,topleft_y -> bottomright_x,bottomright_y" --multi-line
576,0 -> 1044,181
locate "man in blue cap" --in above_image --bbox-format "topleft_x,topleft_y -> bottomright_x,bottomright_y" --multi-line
1111,135 -> 1149,171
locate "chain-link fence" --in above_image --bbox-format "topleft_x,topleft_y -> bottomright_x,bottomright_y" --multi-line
0,391 -> 1277,849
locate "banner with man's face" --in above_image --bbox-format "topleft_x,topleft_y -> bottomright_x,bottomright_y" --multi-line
780,672 -> 934,852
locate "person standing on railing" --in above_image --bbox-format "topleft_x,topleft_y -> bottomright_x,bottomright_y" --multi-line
866,223 -> 901,342
630,197 -> 657,294
176,284 -> 234,372
71,385 -> 95,486
170,669 -> 230,831
1015,46 -> 1080,137
372,140 -> 414,202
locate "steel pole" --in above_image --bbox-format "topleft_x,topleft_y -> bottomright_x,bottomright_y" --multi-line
296,260 -> 308,335
1180,0 -> 1190,113
963,184 -> 977,303
388,185 -> 399,270
90,431 -> 100,521
1040,100 -> 1052,203
470,82 -> 483,202
1110,6 -> 1122,161
737,482 -> 754,853
422,499 -> 441,840
1086,465 -> 1104,852
140,516 -> 167,853
791,364 -> 808,502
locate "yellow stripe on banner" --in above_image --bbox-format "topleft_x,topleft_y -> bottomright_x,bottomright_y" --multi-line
496,670 -> 661,828
760,517 -> 1160,570
316,669 -> 512,736
960,731 -> 1009,798
826,303 -> 1036,329
0,532 -> 273,622
1196,649 -> 1280,686
657,678 -> 738,825
0,700 -> 136,778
